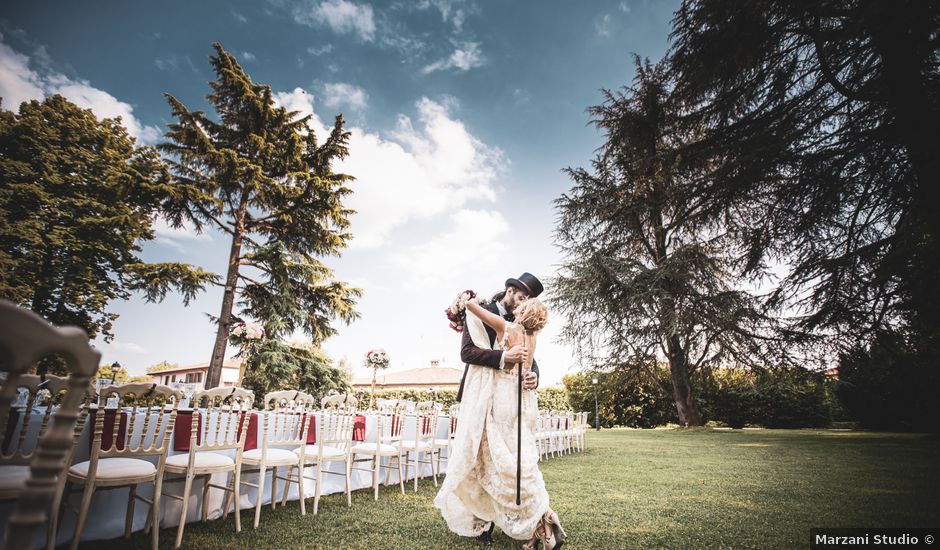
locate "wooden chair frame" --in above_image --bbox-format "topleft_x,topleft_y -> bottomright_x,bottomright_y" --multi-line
162,386 -> 254,548
402,404 -> 439,493
287,409 -> 356,514
350,409 -> 405,500
0,301 -> 99,550
60,383 -> 182,550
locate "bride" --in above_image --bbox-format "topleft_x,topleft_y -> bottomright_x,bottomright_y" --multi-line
435,294 -> 567,549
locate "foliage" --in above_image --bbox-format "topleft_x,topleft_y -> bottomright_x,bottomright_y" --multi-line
695,367 -> 832,429
161,43 -> 360,387
669,1 -> 940,358
146,360 -> 181,374
553,59 -> 778,426
535,386 -> 571,412
835,330 -> 940,432
352,389 -> 458,411
240,339 -> 349,401
0,95 -> 216,373
564,369 -> 675,429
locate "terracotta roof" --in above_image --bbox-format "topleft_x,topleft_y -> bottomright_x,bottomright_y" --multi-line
149,358 -> 242,375
352,366 -> 463,387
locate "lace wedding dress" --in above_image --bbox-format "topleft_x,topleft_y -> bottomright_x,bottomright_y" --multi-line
434,310 -> 550,540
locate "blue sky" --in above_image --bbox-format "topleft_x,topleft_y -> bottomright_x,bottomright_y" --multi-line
1,0 -> 678,384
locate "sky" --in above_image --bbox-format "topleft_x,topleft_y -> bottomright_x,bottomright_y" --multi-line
1,0 -> 680,385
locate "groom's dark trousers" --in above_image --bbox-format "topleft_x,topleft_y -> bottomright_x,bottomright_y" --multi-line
456,301 -> 539,402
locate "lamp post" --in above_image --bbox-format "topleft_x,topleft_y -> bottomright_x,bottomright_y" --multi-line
110,362 -> 123,384
592,377 -> 600,431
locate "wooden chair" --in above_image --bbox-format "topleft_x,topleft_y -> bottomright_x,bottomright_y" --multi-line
0,301 -> 100,550
162,387 -> 254,548
61,383 -> 182,550
401,403 -> 439,492
289,408 -> 356,513
320,393 -> 358,412
429,403 -> 451,475
374,398 -> 398,411
350,408 -> 405,500
236,390 -> 314,528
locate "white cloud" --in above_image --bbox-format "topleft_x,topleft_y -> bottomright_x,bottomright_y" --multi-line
595,13 -> 613,37
619,2 -> 632,14
110,341 -> 148,354
422,42 -> 484,74
293,0 -> 376,41
0,36 -> 160,143
241,51 -> 256,62
322,82 -> 368,112
307,44 -> 334,56
391,209 -> 511,287
153,217 -> 213,252
272,88 -> 506,248
417,0 -> 476,31
233,11 -> 249,23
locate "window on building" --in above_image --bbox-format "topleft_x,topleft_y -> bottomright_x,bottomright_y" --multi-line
185,372 -> 203,384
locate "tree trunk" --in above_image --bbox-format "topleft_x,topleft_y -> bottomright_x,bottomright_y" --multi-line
666,335 -> 703,427
205,196 -> 249,389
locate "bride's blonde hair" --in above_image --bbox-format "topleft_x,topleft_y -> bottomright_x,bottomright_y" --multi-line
514,298 -> 548,333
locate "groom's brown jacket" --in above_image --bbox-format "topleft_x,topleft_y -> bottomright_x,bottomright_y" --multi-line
455,301 -> 539,402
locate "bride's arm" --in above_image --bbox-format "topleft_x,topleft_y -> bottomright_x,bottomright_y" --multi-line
466,301 -> 507,337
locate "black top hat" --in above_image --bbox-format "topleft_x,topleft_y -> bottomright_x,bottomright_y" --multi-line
505,272 -> 544,298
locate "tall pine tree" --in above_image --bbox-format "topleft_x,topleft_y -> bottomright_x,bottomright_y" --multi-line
553,60 -> 778,426
161,44 -> 360,388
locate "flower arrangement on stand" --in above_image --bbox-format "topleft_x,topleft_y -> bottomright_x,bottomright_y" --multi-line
365,348 -> 390,409
231,321 -> 265,387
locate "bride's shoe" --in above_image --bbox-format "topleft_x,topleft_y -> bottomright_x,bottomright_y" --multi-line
522,520 -> 547,549
543,510 -> 567,549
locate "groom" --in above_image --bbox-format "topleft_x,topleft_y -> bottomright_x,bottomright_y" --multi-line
456,272 -> 543,546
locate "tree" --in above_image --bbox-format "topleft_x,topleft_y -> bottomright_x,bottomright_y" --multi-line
161,44 -> 360,388
553,60 -> 778,426
95,362 -> 129,383
0,95 -> 216,373
239,339 -> 349,400
669,1 -> 940,359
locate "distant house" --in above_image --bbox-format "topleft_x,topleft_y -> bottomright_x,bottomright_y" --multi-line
148,359 -> 243,388
352,359 -> 463,391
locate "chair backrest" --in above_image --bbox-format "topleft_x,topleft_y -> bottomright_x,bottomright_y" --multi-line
321,392 -> 358,412
317,410 -> 356,454
373,409 -> 404,446
260,390 -> 315,451
398,399 -> 416,413
413,406 -> 439,444
448,403 -> 460,437
91,383 -> 183,461
0,301 -> 100,549
375,398 -> 398,411
187,387 -> 255,455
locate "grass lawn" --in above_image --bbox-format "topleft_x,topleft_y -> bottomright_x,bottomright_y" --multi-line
81,429 -> 940,549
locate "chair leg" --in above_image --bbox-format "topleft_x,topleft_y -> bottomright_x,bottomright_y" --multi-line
270,465 -> 278,510
372,455 -> 379,501
125,484 -> 138,538
313,462 -> 323,514
69,482 -> 96,550
152,474 -> 165,550
175,474 -> 195,549
345,457 -> 352,507
396,453 -> 405,495
430,449 -> 439,486
202,475 -> 212,522
47,480 -> 68,550
232,468 -> 242,532
297,461 -> 307,516
222,474 -> 233,521
281,465 -> 293,508
253,466 -> 266,529
412,451 -> 419,493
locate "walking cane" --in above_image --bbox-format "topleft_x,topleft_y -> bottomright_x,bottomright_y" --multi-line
516,337 -> 526,506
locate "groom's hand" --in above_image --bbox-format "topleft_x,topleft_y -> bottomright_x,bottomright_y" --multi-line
523,371 -> 538,390
504,345 -> 526,365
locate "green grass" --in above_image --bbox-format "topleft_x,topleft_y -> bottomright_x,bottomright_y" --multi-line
81,429 -> 940,549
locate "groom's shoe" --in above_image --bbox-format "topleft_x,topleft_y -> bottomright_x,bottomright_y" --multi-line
474,524 -> 495,546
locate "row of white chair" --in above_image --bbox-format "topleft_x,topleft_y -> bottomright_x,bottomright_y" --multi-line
535,410 -> 589,459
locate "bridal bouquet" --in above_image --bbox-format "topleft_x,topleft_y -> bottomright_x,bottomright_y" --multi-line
445,290 -> 487,333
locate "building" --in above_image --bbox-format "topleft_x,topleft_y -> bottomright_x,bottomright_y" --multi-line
352,359 -> 463,391
148,359 -> 243,388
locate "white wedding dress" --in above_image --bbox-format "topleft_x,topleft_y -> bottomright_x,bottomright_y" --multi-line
434,310 -> 550,540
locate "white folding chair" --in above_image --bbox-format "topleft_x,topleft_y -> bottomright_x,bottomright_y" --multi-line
401,403 -> 439,492
350,408 -> 405,500
289,408 -> 356,513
